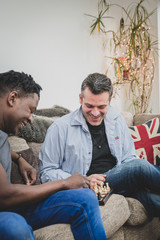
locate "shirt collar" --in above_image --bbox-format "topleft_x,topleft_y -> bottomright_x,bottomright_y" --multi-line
71,107 -> 89,131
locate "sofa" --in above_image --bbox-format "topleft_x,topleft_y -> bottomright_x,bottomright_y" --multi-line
8,105 -> 160,240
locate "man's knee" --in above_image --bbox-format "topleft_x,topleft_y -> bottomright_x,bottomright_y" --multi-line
77,188 -> 99,209
0,212 -> 34,240
121,159 -> 151,173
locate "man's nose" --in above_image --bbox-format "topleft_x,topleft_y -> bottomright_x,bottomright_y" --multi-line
91,108 -> 100,116
28,114 -> 33,124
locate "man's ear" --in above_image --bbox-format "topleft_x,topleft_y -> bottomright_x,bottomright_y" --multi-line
7,91 -> 19,107
79,93 -> 82,105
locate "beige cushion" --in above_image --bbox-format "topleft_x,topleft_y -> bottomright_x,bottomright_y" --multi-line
109,227 -> 124,240
34,224 -> 73,240
8,136 -> 29,152
100,194 -> 130,238
123,218 -> 160,240
125,198 -> 149,226
121,112 -> 133,127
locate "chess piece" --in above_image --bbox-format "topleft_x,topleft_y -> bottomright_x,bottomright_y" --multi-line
97,192 -> 102,200
99,183 -> 107,197
94,183 -> 99,196
93,182 -> 112,205
106,182 -> 110,192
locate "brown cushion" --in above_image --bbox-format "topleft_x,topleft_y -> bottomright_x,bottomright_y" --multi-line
11,148 -> 40,185
27,142 -> 43,159
133,113 -> 160,126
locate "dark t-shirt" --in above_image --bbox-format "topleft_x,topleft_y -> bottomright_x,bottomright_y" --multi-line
0,130 -> 11,181
86,120 -> 116,176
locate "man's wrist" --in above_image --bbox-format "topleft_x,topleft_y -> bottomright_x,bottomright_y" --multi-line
13,153 -> 22,164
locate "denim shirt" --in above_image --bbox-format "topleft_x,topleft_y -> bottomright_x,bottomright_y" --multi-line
39,106 -> 137,183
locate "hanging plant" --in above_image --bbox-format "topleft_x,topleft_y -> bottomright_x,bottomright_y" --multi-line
110,0 -> 158,114
86,0 -> 158,114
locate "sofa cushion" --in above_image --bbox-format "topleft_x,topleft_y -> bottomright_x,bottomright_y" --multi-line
34,105 -> 70,117
11,148 -> 41,185
34,194 -> 130,240
8,136 -> 29,152
15,106 -> 71,143
27,142 -> 43,159
125,198 -> 149,226
34,224 -> 73,240
100,194 -> 130,238
128,118 -> 160,165
123,218 -> 160,240
121,111 -> 133,127
133,113 -> 160,126
16,115 -> 57,143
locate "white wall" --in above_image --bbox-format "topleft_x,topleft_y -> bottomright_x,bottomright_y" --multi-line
0,0 -> 159,113
158,0 -> 160,112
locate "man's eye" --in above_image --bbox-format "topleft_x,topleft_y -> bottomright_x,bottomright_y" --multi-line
30,109 -> 34,114
86,105 -> 93,108
98,106 -> 106,109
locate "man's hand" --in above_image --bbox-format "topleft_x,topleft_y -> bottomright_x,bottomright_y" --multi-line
63,173 -> 90,190
11,150 -> 37,185
18,157 -> 37,185
87,174 -> 106,190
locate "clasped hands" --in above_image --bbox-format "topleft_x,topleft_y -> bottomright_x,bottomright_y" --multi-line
87,174 -> 106,190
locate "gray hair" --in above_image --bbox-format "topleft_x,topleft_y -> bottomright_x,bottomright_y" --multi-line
81,73 -> 113,100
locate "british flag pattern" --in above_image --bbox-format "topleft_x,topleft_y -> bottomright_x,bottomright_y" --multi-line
129,118 -> 160,165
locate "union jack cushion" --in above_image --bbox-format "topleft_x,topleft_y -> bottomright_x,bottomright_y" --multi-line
128,118 -> 160,165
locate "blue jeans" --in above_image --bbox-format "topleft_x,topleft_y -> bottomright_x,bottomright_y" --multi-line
0,188 -> 107,240
105,158 -> 160,217
0,212 -> 34,240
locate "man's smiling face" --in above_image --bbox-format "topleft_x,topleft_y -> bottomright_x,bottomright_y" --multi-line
79,87 -> 110,126
4,92 -> 39,134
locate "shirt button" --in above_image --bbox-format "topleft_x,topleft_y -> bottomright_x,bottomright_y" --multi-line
88,152 -> 91,154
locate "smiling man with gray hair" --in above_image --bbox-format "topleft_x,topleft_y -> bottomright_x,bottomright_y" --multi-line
40,72 -> 160,219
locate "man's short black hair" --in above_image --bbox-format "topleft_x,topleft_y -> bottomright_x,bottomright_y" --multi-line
0,70 -> 42,98
81,73 -> 113,100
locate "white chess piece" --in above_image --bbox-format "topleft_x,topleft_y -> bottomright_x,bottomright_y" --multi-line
106,182 -> 110,192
